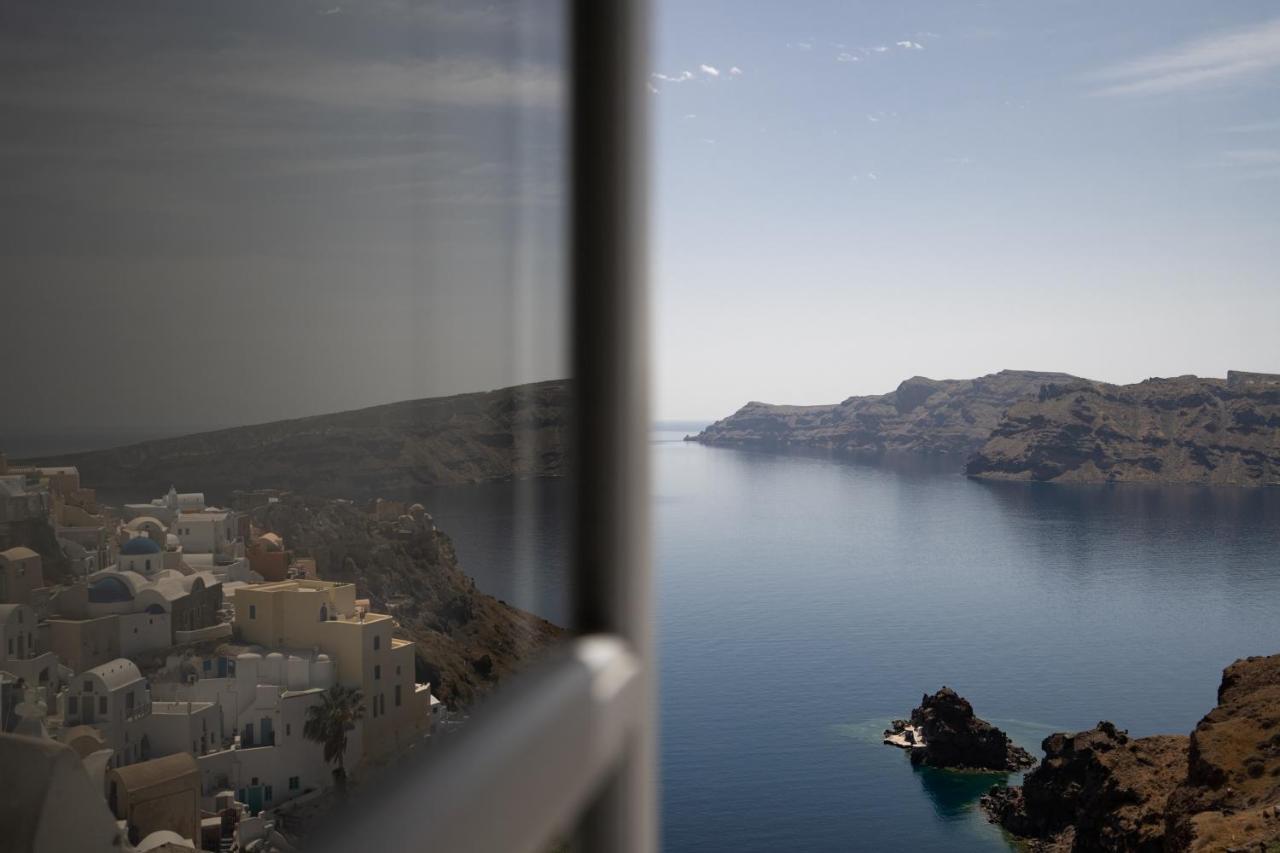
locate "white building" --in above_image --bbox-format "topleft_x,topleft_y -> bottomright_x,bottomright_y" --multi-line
158,650 -> 359,813
0,603 -> 63,707
122,485 -> 207,526
173,510 -> 241,558
61,658 -> 152,769
148,699 -> 225,758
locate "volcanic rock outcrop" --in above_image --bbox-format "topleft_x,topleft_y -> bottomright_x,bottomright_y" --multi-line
886,687 -> 1036,772
983,654 -> 1280,852
966,371 -> 1280,486
690,370 -> 1078,458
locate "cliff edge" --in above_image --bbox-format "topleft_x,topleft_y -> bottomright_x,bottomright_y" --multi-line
983,653 -> 1280,852
691,370 -> 1077,458
966,371 -> 1280,486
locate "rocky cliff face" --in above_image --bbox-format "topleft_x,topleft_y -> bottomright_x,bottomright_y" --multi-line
251,495 -> 564,710
966,371 -> 1280,486
21,380 -> 570,504
983,654 -> 1280,852
899,687 -> 1036,771
691,370 -> 1078,458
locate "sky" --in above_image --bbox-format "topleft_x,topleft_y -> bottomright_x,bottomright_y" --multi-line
0,0 -> 566,435
2,2 -> 1280,437
651,1 -> 1280,419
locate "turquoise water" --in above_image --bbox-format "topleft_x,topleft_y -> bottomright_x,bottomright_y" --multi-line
651,428 -> 1280,852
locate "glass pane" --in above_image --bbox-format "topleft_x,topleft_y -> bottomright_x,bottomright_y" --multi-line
653,3 -> 1280,853
0,0 -> 570,848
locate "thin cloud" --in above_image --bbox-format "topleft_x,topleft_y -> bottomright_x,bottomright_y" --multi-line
1224,148 -> 1280,164
1220,118 -> 1280,133
836,52 -> 860,63
699,64 -> 721,77
318,6 -> 342,15
787,41 -> 814,51
1089,16 -> 1280,96
896,41 -> 924,50
729,66 -> 743,76
652,70 -> 695,84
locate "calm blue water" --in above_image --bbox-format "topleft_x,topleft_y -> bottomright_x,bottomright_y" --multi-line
431,429 -> 1280,850
651,428 -> 1280,852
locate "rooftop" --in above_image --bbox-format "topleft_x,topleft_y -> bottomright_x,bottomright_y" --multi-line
86,658 -> 143,691
109,751 -> 199,790
151,700 -> 216,715
250,579 -> 352,594
176,510 -> 228,520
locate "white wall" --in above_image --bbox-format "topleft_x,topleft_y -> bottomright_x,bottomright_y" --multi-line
118,612 -> 170,658
146,701 -> 224,758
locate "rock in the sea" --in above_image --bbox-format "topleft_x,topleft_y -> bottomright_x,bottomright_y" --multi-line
895,687 -> 1036,771
983,653 -> 1280,852
981,721 -> 1187,851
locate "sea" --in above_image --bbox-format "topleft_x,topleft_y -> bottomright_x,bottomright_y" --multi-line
438,424 -> 1280,852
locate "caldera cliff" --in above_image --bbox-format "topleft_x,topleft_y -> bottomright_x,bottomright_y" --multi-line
695,370 -> 1280,487
983,653 -> 1280,852
691,370 -> 1078,458
966,371 -> 1280,486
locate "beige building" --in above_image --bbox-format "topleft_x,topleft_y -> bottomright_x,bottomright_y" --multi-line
48,614 -> 122,674
233,579 -> 433,763
106,751 -> 202,846
0,546 -> 44,604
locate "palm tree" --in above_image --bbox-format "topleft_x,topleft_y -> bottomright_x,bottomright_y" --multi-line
303,685 -> 366,791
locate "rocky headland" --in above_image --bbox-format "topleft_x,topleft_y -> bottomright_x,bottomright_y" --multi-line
691,370 -> 1078,458
18,379 -> 570,504
694,370 -> 1280,487
884,687 -> 1036,772
250,495 -> 564,709
982,654 -> 1280,852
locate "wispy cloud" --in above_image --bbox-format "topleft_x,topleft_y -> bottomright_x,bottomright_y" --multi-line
1224,148 -> 1280,165
318,6 -> 342,15
1089,16 -> 1280,96
652,70 -> 695,84
787,41 -> 815,51
729,66 -> 743,76
1220,118 -> 1280,133
896,41 -> 923,50
699,64 -> 720,77
836,52 -> 860,64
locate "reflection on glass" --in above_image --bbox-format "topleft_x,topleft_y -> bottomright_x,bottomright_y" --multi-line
0,1 -> 569,850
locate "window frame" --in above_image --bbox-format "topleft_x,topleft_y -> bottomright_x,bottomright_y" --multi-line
305,1 -> 651,852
